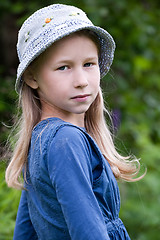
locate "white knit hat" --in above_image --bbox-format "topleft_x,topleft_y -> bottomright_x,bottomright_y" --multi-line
16,4 -> 115,93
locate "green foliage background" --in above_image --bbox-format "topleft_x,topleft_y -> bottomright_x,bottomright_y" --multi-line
0,0 -> 159,239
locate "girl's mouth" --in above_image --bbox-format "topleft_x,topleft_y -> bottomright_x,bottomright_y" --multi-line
71,94 -> 90,102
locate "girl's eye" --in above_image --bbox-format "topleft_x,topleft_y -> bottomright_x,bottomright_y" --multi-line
57,66 -> 68,71
84,62 -> 93,67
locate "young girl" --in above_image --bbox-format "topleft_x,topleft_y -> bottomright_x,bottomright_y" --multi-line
6,4 -> 144,240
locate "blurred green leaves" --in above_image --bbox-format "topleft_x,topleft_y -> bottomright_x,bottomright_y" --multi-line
0,163 -> 20,240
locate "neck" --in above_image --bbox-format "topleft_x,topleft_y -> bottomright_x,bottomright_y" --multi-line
40,98 -> 85,128
41,110 -> 85,128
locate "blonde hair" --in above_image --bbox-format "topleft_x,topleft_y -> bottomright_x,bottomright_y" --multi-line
5,30 -> 144,189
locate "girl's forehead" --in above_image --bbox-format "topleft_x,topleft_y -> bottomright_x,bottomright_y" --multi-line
44,33 -> 99,58
51,32 -> 97,47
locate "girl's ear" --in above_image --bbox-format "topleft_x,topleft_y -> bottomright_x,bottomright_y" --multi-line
24,68 -> 39,89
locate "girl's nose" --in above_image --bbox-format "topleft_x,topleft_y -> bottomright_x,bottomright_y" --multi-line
73,69 -> 88,88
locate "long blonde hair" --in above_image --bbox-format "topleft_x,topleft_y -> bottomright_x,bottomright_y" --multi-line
5,30 -> 144,189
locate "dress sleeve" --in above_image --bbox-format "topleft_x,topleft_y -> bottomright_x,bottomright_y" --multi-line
13,190 -> 38,240
48,126 -> 110,240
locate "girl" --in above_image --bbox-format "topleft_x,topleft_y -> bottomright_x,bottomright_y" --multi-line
6,4 -> 144,240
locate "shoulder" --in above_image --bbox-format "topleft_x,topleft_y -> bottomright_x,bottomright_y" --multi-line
47,124 -> 94,185
55,124 -> 87,141
33,118 -> 88,144
49,123 -> 91,154
31,118 -> 93,160
31,118 -> 103,164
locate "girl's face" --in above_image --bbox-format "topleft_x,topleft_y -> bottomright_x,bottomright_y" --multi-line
27,34 -> 100,127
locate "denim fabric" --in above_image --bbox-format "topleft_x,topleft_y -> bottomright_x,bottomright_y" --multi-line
13,118 -> 131,240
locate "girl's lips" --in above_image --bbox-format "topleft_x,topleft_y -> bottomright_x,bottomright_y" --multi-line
71,94 -> 90,102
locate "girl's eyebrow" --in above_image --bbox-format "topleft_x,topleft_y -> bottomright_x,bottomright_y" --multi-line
84,56 -> 99,61
55,56 -> 98,64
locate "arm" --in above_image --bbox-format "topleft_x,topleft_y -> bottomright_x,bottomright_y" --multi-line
48,126 -> 110,240
13,190 -> 38,240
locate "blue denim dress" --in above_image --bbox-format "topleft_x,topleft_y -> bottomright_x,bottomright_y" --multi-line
13,118 -> 131,240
